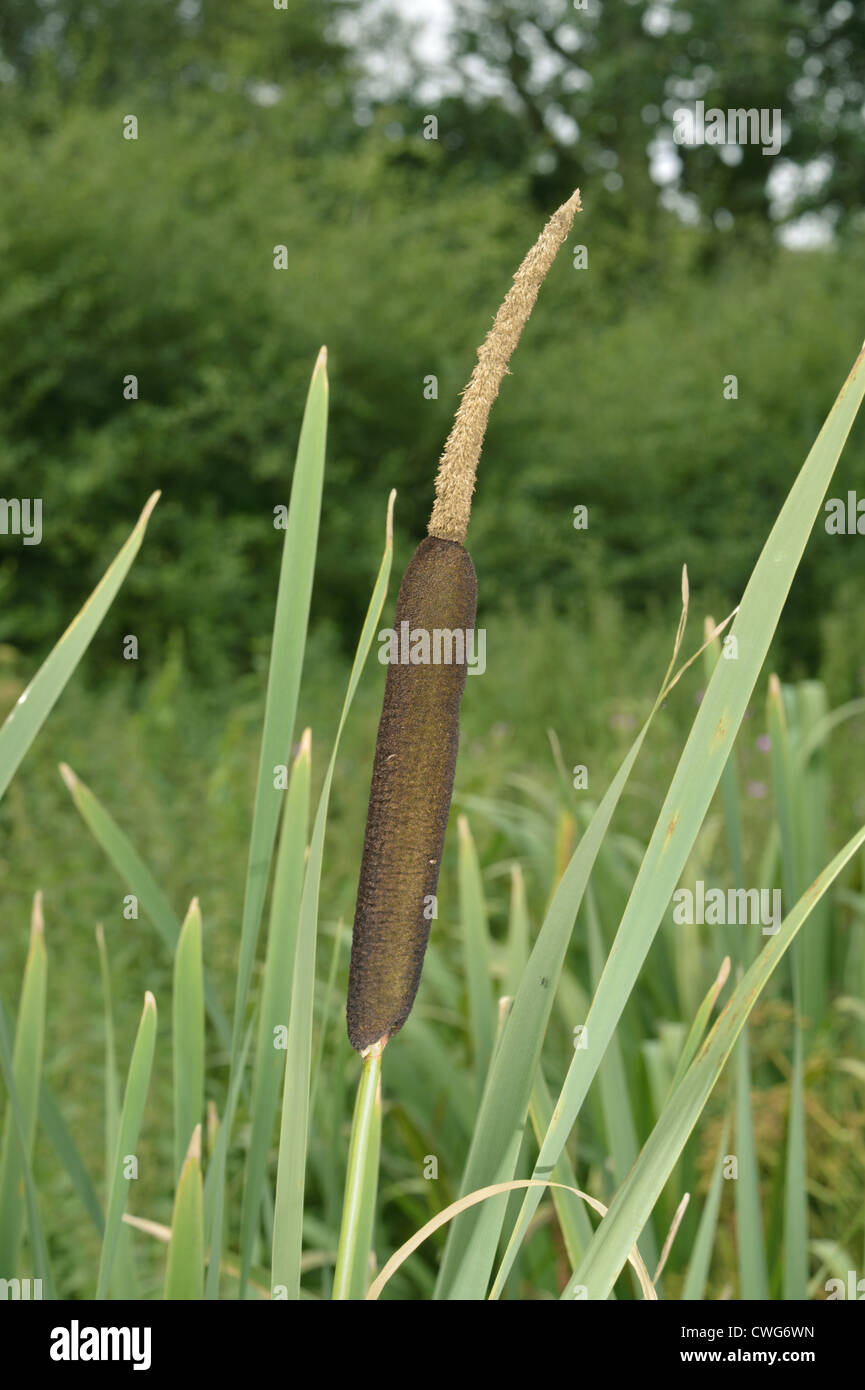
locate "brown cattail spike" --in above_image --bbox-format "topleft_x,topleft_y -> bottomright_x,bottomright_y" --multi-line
347,537 -> 477,1052
428,189 -> 581,545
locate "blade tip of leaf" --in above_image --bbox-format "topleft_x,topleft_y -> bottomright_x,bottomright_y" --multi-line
185,1123 -> 202,1163
140,491 -> 161,527
31,889 -> 44,940
58,761 -> 77,791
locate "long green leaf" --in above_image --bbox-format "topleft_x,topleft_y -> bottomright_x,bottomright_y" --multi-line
332,1051 -> 382,1300
60,765 -> 231,1051
435,721 -> 656,1297
528,1068 -> 594,1273
734,1022 -> 768,1299
436,575 -> 706,1299
0,998 -> 54,1298
0,895 -> 47,1278
586,883 -> 658,1275
173,899 -> 205,1181
202,1017 -> 256,1299
239,730 -> 311,1297
494,344 -> 865,1298
681,1116 -> 731,1300
95,992 -> 157,1299
505,863 -> 530,999
164,1126 -> 204,1300
669,956 -> 731,1095
0,493 -> 159,802
562,820 -> 865,1299
767,677 -> 810,1298
271,488 -> 395,1299
95,924 -> 137,1298
206,351 -> 328,1297
782,1026 -> 808,1299
457,815 -> 495,1103
231,348 -> 328,1059
38,1084 -> 103,1236
703,618 -> 745,890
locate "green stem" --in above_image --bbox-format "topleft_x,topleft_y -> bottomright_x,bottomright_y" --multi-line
332,1048 -> 382,1300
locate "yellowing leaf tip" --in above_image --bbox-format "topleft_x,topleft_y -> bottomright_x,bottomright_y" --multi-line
184,1123 -> 202,1164
58,761 -> 78,792
31,889 -> 44,940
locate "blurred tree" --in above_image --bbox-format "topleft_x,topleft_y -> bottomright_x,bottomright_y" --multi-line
0,0 -> 359,114
375,0 -> 865,239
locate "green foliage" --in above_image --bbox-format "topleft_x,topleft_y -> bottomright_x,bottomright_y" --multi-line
2,572 -> 864,1297
2,6 -> 865,1302
1,93 -> 863,679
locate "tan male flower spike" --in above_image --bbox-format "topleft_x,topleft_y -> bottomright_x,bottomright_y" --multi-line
347,190 -> 582,1055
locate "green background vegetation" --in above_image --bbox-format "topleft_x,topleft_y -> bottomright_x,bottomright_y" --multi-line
1,0 -> 864,1298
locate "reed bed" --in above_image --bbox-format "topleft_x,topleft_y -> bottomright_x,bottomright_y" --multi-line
1,209 -> 864,1300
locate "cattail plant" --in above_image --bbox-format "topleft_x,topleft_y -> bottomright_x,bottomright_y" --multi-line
3,224 -> 864,1306
334,191 -> 581,1296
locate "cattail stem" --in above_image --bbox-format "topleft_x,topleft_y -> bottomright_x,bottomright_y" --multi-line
332,1045 -> 383,1299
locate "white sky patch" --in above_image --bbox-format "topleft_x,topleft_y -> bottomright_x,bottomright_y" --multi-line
643,3 -> 692,36
562,64 -> 593,94
397,0 -> 452,63
778,213 -> 835,249
767,154 -> 834,219
648,135 -> 682,185
660,187 -> 701,224
247,80 -> 282,107
546,106 -> 580,144
343,0 -> 455,103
